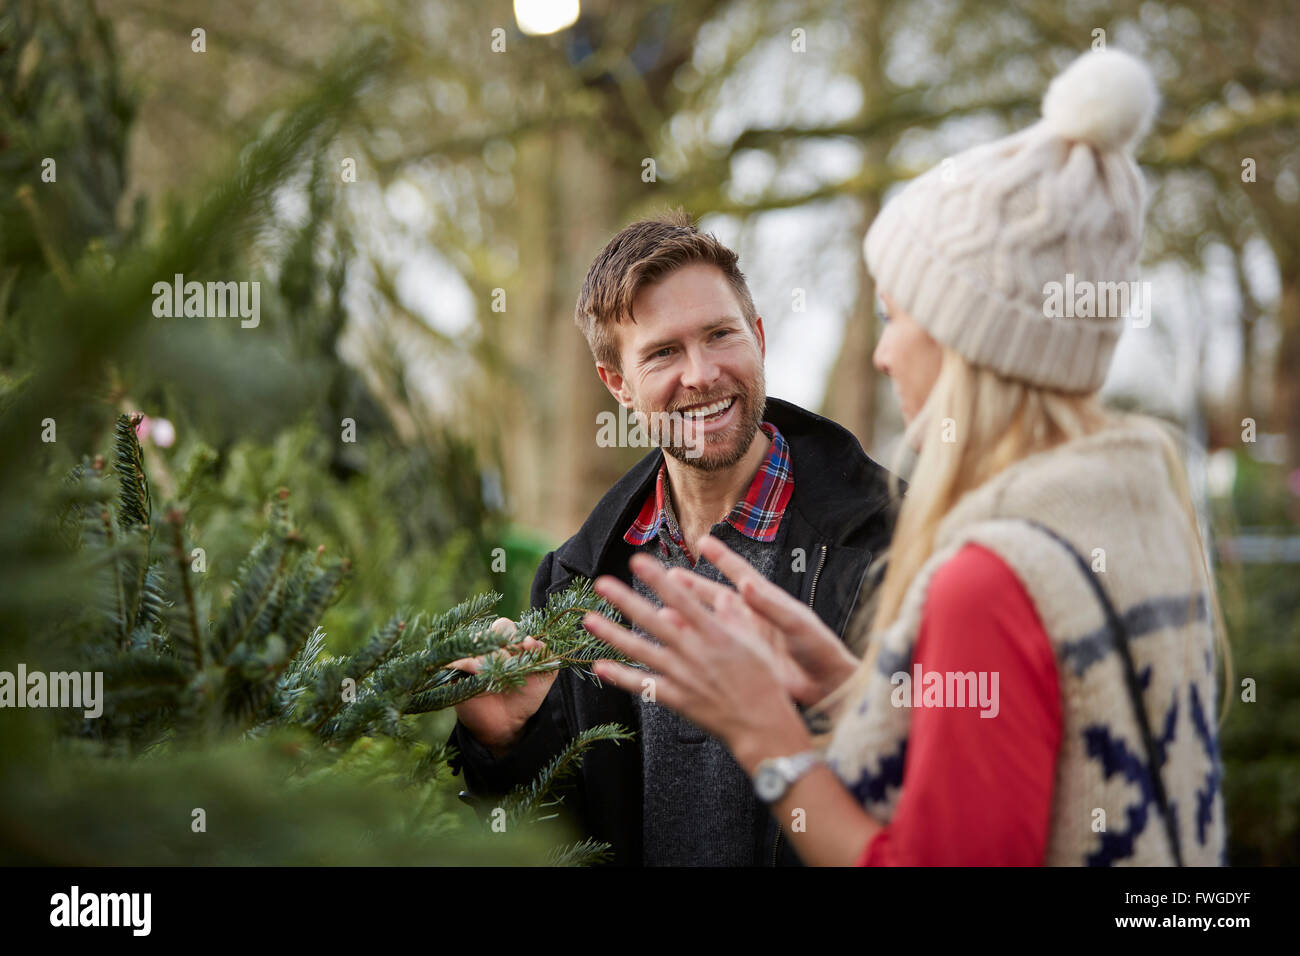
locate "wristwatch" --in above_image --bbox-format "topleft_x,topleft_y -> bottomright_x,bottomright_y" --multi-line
752,749 -> 825,803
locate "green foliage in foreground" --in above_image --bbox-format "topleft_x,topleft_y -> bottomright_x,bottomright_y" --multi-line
0,8 -> 636,866
1,413 -> 636,865
1213,453 -> 1300,866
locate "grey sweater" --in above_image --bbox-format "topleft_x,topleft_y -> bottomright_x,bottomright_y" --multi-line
631,494 -> 784,866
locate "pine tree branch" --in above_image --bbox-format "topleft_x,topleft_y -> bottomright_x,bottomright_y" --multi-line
209,489 -> 295,664
165,509 -> 203,672
403,673 -> 492,715
272,549 -> 351,663
111,414 -> 152,529
544,838 -> 614,867
499,723 -> 635,829
420,591 -> 503,649
98,504 -> 127,649
304,614 -> 410,735
135,562 -> 170,633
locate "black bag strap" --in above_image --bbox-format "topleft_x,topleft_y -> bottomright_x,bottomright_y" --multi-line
1016,519 -> 1184,867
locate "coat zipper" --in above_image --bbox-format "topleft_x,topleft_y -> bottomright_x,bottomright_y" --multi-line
807,543 -> 828,611
772,543 -> 830,866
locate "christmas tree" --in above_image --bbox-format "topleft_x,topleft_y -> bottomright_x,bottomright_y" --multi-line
0,3 -> 634,864
28,411 -> 635,864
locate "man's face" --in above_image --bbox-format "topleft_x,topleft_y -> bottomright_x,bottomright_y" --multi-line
597,263 -> 766,471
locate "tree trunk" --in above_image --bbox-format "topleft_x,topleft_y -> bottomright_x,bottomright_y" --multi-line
499,127 -> 629,541
821,199 -> 881,452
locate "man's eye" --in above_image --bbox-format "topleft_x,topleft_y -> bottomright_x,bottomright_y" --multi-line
655,347 -> 673,358
713,329 -> 730,339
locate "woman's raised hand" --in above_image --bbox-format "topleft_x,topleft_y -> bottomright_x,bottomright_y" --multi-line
684,534 -> 859,708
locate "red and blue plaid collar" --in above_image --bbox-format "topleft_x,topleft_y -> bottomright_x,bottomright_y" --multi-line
624,421 -> 793,552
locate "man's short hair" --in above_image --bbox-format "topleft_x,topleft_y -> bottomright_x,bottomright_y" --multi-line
574,208 -> 759,372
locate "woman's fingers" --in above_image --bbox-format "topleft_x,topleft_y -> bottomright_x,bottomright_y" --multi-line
668,559 -> 790,654
590,659 -> 651,695
697,534 -> 767,589
699,534 -> 802,617
590,572 -> 687,648
632,555 -> 735,643
674,570 -> 733,611
699,534 -> 821,635
736,575 -> 822,636
595,557 -> 722,649
581,609 -> 677,677
591,659 -> 688,715
715,587 -> 756,625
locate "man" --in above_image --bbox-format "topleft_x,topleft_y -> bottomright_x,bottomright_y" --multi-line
447,209 -> 897,865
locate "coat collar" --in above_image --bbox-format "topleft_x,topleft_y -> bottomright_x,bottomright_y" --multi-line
551,396 -> 896,582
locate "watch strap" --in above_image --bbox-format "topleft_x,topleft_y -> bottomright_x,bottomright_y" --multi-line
753,748 -> 824,803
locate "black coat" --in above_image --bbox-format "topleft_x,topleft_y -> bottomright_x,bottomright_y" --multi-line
447,396 -> 899,865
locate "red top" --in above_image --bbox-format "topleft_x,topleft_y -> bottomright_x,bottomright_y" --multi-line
856,543 -> 1062,866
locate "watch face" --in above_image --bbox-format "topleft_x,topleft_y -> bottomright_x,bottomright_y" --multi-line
755,765 -> 785,802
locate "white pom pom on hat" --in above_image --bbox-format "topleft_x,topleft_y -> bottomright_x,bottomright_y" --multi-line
1040,48 -> 1160,152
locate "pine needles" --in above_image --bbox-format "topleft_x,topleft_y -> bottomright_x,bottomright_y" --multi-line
50,414 -> 638,864
497,723 -> 635,829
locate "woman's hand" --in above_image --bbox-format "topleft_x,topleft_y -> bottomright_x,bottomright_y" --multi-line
583,552 -> 811,770
683,534 -> 859,708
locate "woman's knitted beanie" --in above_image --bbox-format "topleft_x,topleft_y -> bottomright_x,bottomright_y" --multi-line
863,49 -> 1160,392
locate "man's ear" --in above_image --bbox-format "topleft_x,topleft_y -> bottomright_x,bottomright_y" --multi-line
596,362 -> 633,408
753,315 -> 766,361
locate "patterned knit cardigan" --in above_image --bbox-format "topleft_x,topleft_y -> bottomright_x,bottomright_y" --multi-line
825,423 -> 1227,865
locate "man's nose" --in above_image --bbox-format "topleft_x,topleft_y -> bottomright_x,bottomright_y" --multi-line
679,346 -> 720,390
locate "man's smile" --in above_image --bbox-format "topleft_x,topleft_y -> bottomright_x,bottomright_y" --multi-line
678,396 -> 736,420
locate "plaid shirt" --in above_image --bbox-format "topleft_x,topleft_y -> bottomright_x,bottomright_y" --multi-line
624,421 -> 793,564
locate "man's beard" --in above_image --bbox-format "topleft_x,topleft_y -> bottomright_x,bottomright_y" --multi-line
636,371 -> 767,472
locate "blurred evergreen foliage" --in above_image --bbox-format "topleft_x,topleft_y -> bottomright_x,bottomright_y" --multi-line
0,0 -> 629,865
1219,560 -> 1300,865
1212,455 -> 1300,865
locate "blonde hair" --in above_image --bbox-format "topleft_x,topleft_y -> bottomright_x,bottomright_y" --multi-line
811,347 -> 1232,738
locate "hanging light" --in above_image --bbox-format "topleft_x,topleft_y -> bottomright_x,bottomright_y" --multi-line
513,0 -> 580,36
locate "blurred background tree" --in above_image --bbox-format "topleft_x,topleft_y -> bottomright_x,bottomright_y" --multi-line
0,0 -> 620,864
2,0 -> 1297,864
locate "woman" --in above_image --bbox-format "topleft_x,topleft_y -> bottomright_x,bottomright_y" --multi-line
581,48 -> 1230,866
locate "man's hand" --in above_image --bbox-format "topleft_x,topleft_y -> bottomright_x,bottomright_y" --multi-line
449,618 -> 557,759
